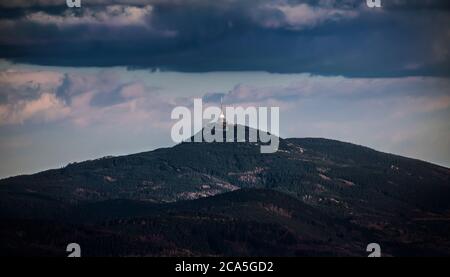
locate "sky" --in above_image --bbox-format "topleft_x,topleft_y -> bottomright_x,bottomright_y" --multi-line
0,0 -> 449,178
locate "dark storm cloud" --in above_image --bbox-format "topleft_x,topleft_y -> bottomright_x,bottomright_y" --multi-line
2,0 -> 448,9
0,0 -> 449,76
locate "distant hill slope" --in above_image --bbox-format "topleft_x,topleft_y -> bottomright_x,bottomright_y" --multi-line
0,132 -> 449,256
0,189 -> 365,256
2,189 -> 450,257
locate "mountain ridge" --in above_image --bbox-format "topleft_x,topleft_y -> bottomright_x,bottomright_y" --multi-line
1,136 -> 447,181
1,133 -> 449,256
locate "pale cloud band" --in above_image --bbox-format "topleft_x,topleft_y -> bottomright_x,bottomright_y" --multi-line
256,2 -> 359,30
25,5 -> 154,28
2,65 -> 449,128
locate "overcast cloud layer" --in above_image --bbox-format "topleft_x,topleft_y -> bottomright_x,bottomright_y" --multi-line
0,0 -> 449,76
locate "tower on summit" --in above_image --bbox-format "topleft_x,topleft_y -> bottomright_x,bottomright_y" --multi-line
219,97 -> 227,130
